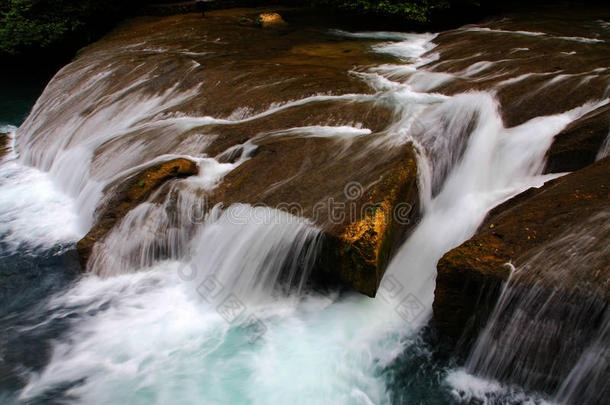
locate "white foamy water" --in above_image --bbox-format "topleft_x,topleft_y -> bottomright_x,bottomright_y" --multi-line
0,127 -> 83,252
373,74 -> 603,327
19,206 -> 404,405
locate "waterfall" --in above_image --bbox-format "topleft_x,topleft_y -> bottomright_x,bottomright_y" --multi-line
18,204 -> 327,403
1,13 -> 608,404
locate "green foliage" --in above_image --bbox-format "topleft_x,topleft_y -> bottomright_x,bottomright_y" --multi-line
312,0 -> 452,23
0,0 -> 141,55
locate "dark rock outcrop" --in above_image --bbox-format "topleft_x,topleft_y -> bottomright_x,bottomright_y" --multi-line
140,1 -> 200,16
544,103 -> 610,173
317,153 -> 419,297
433,156 -> 610,346
77,158 -> 199,266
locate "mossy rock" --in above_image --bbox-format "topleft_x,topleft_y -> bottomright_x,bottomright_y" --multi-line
257,13 -> 287,28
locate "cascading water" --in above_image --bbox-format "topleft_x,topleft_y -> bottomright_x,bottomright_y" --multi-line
461,211 -> 609,404
1,9 -> 608,404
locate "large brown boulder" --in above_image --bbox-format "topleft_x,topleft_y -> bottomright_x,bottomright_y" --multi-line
433,156 -> 610,345
212,136 -> 420,297
317,154 -> 419,297
257,12 -> 287,28
77,158 -> 199,267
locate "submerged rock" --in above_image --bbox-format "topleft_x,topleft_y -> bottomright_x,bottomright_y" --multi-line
77,158 -> 199,267
433,156 -> 610,346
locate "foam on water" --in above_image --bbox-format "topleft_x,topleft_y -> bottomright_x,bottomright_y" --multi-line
330,30 -> 433,42
372,33 -> 438,63
0,162 -> 82,252
378,92 -> 597,321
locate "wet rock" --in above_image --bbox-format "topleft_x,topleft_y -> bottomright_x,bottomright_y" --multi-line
0,133 -> 8,158
465,211 -> 609,397
544,103 -> 610,173
433,156 -> 610,346
496,74 -> 608,129
140,1 -> 199,16
77,158 -> 199,267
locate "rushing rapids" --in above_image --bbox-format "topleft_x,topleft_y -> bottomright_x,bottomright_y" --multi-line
1,6 -> 608,404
